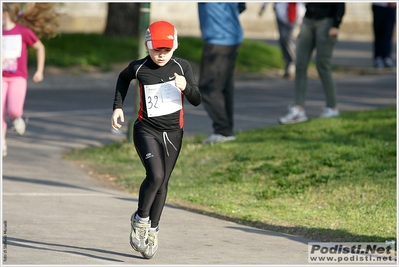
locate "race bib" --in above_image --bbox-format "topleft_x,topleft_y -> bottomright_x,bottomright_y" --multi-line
144,81 -> 182,117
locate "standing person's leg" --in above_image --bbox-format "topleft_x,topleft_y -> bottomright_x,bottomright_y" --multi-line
314,17 -> 338,116
294,18 -> 315,108
372,4 -> 385,67
279,18 -> 314,125
7,77 -> 27,135
199,43 -> 225,133
199,43 -> 238,142
380,6 -> 396,67
221,44 -> 240,138
277,18 -> 296,77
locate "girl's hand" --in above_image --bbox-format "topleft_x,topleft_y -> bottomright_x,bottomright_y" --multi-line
33,71 -> 44,83
32,40 -> 45,83
111,108 -> 124,131
174,73 -> 187,91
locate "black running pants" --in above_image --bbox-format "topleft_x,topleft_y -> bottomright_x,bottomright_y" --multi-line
133,120 -> 183,228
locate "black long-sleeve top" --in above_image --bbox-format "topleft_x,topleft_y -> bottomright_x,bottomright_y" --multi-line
113,56 -> 202,131
305,3 -> 345,28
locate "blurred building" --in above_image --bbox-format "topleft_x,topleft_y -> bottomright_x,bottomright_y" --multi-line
56,2 -> 391,41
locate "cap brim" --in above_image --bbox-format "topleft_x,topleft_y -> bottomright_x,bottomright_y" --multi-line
147,40 -> 175,49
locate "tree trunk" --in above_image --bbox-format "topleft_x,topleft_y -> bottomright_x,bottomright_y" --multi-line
103,3 -> 140,37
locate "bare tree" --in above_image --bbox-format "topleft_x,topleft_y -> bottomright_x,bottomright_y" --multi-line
104,3 -> 140,37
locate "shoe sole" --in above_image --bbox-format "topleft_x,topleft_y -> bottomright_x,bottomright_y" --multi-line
141,251 -> 157,259
203,136 -> 236,145
320,114 -> 339,118
278,117 -> 308,125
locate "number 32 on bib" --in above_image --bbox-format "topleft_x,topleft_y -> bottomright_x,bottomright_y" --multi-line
144,81 -> 183,117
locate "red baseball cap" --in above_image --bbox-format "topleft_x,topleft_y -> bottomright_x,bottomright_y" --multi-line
145,20 -> 178,50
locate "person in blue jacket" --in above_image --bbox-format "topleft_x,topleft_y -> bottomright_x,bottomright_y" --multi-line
198,2 -> 245,144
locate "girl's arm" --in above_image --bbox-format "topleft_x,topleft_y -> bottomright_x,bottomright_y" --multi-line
31,40 -> 45,82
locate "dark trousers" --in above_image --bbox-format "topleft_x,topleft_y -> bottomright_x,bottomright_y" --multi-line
372,4 -> 396,59
133,120 -> 183,228
198,43 -> 240,137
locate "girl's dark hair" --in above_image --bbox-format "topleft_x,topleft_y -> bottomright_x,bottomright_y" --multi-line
3,2 -> 60,39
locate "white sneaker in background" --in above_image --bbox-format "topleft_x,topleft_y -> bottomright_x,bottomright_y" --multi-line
384,57 -> 395,68
202,134 -> 236,145
278,106 -> 308,125
12,117 -> 26,135
320,107 -> 340,118
374,57 -> 384,69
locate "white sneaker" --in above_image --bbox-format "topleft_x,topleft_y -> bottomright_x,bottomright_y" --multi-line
12,117 -> 26,135
278,106 -> 308,124
202,134 -> 236,145
374,57 -> 384,69
384,57 -> 395,68
320,107 -> 340,118
130,212 -> 150,253
141,226 -> 159,259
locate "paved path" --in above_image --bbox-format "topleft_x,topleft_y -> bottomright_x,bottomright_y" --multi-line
1,40 -> 397,265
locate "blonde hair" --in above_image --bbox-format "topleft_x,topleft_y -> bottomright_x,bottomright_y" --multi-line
3,2 -> 60,39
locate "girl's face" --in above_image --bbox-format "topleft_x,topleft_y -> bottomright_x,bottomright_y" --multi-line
2,10 -> 14,29
146,47 -> 174,66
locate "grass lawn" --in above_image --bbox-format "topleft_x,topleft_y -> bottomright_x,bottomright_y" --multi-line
63,106 -> 397,243
29,33 -> 283,72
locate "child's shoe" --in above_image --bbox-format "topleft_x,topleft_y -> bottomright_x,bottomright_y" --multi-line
12,117 -> 26,135
141,226 -> 159,259
129,212 -> 150,253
